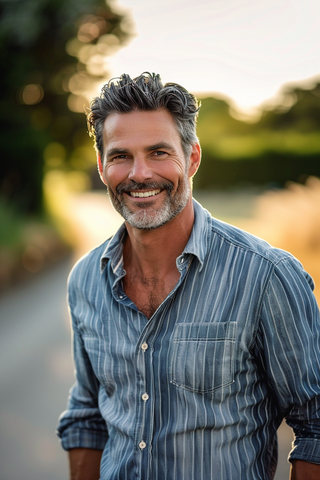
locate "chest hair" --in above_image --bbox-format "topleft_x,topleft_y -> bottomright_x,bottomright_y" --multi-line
123,272 -> 178,319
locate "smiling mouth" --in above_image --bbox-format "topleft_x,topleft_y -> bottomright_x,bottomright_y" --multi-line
129,189 -> 161,198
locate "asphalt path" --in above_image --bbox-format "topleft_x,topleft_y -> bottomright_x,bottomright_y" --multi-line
0,257 -> 74,480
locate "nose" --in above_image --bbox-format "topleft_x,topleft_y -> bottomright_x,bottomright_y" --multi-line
128,155 -> 153,183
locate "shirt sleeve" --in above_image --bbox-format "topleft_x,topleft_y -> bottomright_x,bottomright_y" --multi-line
56,268 -> 109,451
257,255 -> 320,465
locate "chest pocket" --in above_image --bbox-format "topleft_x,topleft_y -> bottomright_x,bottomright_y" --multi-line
170,322 -> 236,394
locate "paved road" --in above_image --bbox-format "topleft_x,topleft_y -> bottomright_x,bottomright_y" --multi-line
0,258 -> 74,480
0,254 -> 293,480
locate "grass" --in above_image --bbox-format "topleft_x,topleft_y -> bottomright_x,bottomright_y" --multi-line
240,176 -> 320,305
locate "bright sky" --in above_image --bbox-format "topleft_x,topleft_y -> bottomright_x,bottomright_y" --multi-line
107,0 -> 320,114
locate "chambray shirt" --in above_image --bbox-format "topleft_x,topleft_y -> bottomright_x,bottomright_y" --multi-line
57,199 -> 320,480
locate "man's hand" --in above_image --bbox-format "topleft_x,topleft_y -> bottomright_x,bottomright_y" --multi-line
290,460 -> 320,480
69,448 -> 103,480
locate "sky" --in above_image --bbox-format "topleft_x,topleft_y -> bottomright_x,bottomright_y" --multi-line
106,0 -> 320,114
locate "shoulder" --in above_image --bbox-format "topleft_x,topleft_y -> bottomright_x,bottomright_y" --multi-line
206,215 -> 314,290
193,198 -> 293,267
208,215 -> 293,266
67,238 -> 112,294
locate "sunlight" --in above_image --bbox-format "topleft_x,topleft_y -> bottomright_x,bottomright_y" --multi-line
102,0 -> 320,115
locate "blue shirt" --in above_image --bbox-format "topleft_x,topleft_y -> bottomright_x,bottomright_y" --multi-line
57,199 -> 320,480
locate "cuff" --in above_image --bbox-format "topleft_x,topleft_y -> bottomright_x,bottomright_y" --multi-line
289,438 -> 320,465
59,428 -> 108,451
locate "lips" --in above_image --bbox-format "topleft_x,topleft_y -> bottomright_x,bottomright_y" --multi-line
116,181 -> 174,197
129,189 -> 161,198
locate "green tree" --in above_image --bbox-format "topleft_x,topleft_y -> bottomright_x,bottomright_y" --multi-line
196,82 -> 320,189
0,0 -> 133,214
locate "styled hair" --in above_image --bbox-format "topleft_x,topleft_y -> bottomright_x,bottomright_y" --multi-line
87,72 -> 200,160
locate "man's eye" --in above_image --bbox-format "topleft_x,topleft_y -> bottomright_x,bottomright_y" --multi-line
111,155 -> 128,161
154,151 -> 167,156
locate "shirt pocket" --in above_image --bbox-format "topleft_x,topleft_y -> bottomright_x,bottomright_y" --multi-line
170,322 -> 236,394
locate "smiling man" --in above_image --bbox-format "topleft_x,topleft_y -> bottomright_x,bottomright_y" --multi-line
101,109 -> 196,233
57,73 -> 320,480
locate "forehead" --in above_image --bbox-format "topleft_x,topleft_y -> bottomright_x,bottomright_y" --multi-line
102,109 -> 181,152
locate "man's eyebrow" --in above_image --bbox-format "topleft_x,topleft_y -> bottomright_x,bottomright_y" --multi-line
107,143 -> 174,157
145,142 -> 174,152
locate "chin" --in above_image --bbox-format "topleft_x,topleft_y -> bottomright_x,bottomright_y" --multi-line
124,208 -> 171,230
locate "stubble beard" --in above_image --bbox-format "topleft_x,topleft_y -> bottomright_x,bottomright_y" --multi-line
107,175 -> 191,231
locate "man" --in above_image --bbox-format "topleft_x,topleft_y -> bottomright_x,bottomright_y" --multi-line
57,73 -> 320,480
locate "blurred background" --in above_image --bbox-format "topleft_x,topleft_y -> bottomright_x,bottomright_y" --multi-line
1,0 -> 320,478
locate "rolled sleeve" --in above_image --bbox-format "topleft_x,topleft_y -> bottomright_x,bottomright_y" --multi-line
58,405 -> 109,451
57,377 -> 109,451
286,399 -> 320,464
289,438 -> 320,465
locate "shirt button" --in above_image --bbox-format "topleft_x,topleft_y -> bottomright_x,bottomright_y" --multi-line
139,441 -> 147,450
142,393 -> 149,401
141,343 -> 148,351
119,295 -> 124,299
180,257 -> 184,264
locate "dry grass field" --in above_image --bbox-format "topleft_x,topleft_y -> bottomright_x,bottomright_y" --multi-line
241,176 -> 320,306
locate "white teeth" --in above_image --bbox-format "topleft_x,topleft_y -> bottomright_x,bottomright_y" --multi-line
130,189 -> 161,198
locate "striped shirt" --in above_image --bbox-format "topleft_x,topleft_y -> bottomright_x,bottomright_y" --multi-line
57,199 -> 320,480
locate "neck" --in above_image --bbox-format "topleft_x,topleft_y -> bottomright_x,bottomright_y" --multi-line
123,197 -> 194,278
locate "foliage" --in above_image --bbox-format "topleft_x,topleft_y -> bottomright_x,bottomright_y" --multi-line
0,197 -> 24,248
0,194 -> 69,289
0,0 -> 133,214
196,83 -> 320,189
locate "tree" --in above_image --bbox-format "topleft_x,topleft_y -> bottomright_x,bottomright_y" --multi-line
0,0 -> 133,214
196,82 -> 320,189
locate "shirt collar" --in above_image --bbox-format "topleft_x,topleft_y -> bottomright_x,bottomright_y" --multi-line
100,198 -> 211,274
182,198 -> 211,271
100,223 -> 127,274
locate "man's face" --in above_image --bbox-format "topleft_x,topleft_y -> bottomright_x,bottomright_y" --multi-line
100,109 -> 198,230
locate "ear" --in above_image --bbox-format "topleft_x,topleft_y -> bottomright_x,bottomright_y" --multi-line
97,153 -> 107,185
188,144 -> 201,178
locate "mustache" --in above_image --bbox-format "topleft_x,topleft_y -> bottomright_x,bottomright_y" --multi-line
116,180 -> 174,195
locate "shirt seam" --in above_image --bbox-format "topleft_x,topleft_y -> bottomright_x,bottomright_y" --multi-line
210,224 -> 293,267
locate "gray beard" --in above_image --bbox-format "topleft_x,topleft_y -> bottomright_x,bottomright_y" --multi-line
108,177 -> 191,231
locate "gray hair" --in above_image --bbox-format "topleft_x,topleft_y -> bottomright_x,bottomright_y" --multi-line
87,72 -> 200,160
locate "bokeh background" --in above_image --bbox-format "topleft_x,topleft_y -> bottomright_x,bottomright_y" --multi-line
1,0 -> 320,478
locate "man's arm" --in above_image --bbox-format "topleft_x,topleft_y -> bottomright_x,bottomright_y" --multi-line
57,265 -> 108,456
257,257 -> 320,469
290,460 -> 320,480
69,448 -> 103,480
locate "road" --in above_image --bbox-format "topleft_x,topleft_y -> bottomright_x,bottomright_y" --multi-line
0,190 -> 294,479
0,258 -> 74,480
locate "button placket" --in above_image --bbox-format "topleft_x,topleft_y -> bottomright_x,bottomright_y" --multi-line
137,338 -> 151,461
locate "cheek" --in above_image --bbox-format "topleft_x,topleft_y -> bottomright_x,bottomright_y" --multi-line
105,164 -> 130,187
157,160 -> 186,180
